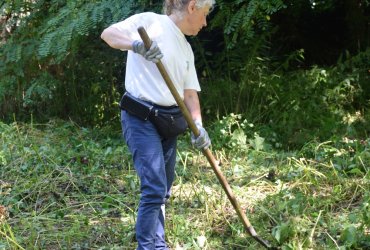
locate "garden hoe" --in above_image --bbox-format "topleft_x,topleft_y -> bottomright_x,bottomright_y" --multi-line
138,27 -> 277,250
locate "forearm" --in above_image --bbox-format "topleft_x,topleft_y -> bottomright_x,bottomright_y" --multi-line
184,89 -> 202,125
185,89 -> 211,149
101,26 -> 133,51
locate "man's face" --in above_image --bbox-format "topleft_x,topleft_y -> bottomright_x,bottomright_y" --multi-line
186,5 -> 210,36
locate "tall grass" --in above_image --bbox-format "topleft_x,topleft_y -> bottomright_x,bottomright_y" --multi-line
1,119 -> 369,249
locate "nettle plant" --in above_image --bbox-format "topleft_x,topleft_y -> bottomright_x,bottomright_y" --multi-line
209,113 -> 279,152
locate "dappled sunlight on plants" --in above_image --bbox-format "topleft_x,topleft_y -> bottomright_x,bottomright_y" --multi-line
203,48 -> 370,149
259,137 -> 370,249
1,120 -> 369,249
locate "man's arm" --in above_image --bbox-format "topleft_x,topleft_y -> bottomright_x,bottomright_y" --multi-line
184,89 -> 211,149
101,26 -> 133,50
101,26 -> 163,63
184,89 -> 202,124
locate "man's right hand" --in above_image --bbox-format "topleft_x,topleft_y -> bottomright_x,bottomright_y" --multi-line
132,40 -> 163,63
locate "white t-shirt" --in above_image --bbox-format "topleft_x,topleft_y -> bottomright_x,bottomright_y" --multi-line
112,12 -> 201,106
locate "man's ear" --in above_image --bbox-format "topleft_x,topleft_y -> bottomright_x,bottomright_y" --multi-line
187,0 -> 196,14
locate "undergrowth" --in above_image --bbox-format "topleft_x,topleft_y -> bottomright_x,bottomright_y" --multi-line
0,118 -> 369,249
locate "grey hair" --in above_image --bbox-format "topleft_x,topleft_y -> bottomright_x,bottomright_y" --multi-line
163,0 -> 216,16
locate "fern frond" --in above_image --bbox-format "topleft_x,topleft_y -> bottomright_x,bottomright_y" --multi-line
5,42 -> 22,63
38,32 -> 54,58
225,5 -> 246,35
212,0 -> 285,49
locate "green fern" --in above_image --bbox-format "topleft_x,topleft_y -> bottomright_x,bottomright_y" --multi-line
35,0 -> 137,60
225,5 -> 246,35
23,72 -> 60,112
0,0 -> 145,120
213,0 -> 285,49
5,42 -> 22,62
38,32 -> 54,58
0,76 -> 16,99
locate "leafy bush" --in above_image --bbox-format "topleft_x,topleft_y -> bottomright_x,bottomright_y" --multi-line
203,48 -> 369,148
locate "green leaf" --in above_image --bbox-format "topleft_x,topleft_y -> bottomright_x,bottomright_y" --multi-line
249,133 -> 265,151
340,226 -> 357,246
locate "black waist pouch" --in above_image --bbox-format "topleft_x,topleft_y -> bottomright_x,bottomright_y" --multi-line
120,92 -> 153,120
149,106 -> 188,138
120,92 -> 188,138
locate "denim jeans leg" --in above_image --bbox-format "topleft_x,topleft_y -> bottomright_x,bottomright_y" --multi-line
155,136 -> 177,249
121,111 -> 176,250
154,204 -> 166,249
162,137 -> 177,197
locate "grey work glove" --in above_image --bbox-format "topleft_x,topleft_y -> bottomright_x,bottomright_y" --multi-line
191,121 -> 211,150
132,40 -> 163,63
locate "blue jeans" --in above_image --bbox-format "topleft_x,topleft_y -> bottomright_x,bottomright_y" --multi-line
121,110 -> 177,250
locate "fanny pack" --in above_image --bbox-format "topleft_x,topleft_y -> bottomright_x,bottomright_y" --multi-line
120,92 -> 188,138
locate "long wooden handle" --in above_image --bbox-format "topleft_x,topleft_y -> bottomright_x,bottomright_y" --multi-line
137,27 -> 272,249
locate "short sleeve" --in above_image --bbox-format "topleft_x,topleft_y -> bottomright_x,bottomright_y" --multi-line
110,13 -> 153,41
184,54 -> 201,91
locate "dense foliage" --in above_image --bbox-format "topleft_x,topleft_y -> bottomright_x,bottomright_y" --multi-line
1,0 -> 369,146
1,0 -> 140,124
0,120 -> 369,249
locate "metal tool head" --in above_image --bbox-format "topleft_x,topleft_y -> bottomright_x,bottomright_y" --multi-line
254,236 -> 279,250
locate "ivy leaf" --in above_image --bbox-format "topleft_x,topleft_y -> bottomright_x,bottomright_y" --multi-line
340,226 -> 357,246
